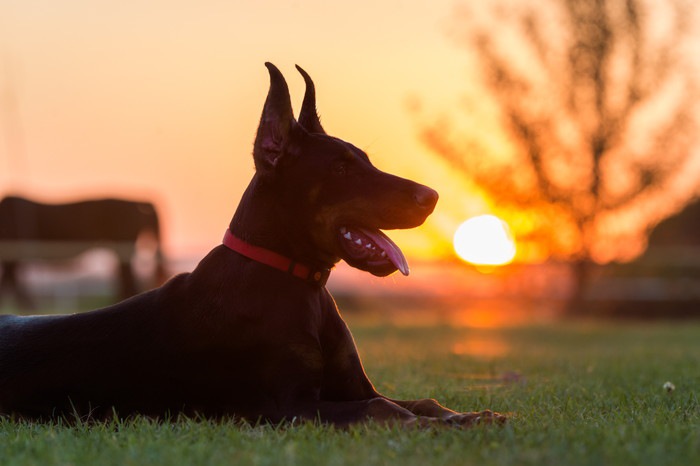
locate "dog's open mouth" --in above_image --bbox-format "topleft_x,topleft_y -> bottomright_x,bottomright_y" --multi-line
338,226 -> 409,277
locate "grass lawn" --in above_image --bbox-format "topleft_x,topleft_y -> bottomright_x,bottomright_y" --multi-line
1,310 -> 699,466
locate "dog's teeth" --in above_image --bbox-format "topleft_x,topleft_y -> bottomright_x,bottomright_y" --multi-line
380,251 -> 386,258
344,232 -> 352,240
365,243 -> 372,249
355,238 -> 363,245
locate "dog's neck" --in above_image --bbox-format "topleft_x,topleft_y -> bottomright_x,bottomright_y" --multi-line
229,175 -> 336,272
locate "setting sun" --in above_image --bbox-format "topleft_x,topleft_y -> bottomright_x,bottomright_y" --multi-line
453,215 -> 516,266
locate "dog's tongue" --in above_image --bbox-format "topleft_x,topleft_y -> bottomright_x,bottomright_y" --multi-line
358,227 -> 410,276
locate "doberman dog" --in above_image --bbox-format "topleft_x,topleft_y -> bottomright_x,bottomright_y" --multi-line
0,196 -> 166,310
0,64 -> 504,427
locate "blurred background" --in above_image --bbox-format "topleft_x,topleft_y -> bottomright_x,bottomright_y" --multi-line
1,0 -> 699,323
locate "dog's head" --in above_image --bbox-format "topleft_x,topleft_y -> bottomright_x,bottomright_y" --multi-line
249,63 -> 438,277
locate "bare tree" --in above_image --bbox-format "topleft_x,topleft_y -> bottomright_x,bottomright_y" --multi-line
421,0 -> 700,311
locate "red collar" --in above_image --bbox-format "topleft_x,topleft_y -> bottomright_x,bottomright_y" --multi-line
222,229 -> 331,286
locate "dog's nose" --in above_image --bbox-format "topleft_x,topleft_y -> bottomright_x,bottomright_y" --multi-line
413,186 -> 439,210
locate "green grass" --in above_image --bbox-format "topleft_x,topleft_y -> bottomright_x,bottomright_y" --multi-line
2,314 -> 699,466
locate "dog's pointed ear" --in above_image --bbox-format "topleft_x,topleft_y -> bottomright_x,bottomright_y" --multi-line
254,62 -> 296,172
295,65 -> 325,134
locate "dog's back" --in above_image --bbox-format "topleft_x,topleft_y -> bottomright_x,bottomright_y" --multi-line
0,286 -> 169,418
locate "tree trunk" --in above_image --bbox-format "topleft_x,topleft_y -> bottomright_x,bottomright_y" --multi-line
566,259 -> 593,317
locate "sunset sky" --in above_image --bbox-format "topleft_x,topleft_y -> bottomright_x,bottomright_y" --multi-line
0,0 -> 487,264
2,0 -> 699,271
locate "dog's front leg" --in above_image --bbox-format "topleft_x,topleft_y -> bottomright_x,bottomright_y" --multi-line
317,294 -> 506,427
292,399 -> 501,428
292,397 -> 417,427
388,398 -> 506,426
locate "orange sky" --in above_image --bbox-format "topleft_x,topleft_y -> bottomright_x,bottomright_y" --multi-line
0,0 -> 492,264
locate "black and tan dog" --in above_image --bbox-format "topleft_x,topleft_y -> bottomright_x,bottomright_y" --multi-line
0,64 -> 504,427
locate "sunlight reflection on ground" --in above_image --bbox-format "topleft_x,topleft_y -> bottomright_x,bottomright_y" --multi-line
340,297 -> 560,329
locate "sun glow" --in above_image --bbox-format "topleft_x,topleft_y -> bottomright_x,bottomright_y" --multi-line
453,215 -> 516,267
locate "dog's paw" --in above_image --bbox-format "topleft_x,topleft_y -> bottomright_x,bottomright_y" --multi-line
447,409 -> 507,427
